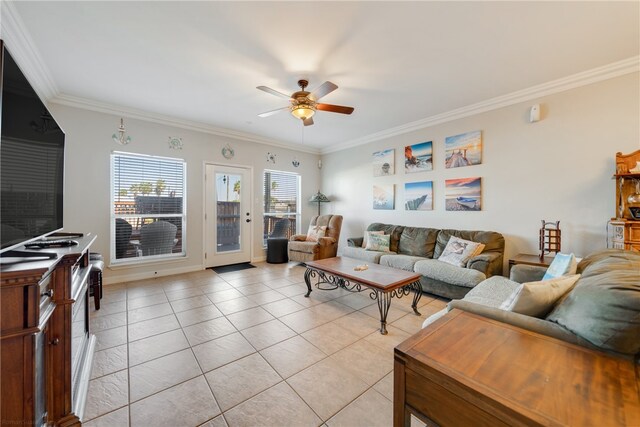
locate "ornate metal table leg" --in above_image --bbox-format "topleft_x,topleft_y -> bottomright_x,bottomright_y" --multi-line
304,268 -> 313,297
376,291 -> 392,335
411,281 -> 422,316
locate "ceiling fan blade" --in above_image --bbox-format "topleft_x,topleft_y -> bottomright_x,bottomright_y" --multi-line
309,81 -> 338,100
258,106 -> 289,118
316,103 -> 354,115
303,117 -> 314,126
257,86 -> 292,99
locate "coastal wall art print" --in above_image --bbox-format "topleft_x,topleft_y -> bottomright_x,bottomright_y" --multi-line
373,184 -> 395,210
405,142 -> 433,173
405,181 -> 433,210
445,177 -> 482,211
373,149 -> 395,177
445,130 -> 482,169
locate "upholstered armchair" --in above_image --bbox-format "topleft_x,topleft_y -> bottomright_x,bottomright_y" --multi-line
288,214 -> 343,263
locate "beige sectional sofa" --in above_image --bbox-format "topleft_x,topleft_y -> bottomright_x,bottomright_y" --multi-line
344,223 -> 505,299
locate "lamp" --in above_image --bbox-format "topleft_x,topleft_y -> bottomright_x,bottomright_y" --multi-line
310,191 -> 330,216
291,103 -> 316,121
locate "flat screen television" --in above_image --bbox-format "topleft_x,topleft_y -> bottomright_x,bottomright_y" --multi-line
1,41 -> 65,253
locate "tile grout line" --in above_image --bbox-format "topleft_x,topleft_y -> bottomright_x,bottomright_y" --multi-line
90,264 -> 414,426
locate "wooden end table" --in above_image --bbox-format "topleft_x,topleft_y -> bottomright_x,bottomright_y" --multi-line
304,257 -> 422,335
507,253 -> 555,273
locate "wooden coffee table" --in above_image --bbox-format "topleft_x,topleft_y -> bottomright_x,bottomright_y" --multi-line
304,257 -> 423,334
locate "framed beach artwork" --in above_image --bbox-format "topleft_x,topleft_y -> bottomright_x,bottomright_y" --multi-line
373,149 -> 395,176
405,181 -> 433,211
445,177 -> 482,211
373,184 -> 395,210
405,141 -> 433,173
445,130 -> 482,169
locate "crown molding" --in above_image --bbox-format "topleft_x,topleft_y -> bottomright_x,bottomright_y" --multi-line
51,94 -> 321,155
322,56 -> 640,154
0,2 -> 59,100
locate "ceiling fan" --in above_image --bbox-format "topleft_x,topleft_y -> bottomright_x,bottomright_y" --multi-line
257,79 -> 354,126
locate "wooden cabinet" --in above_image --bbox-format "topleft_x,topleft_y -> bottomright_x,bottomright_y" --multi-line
609,219 -> 640,252
607,150 -> 640,252
394,310 -> 640,427
610,150 -> 640,252
614,149 -> 640,220
1,235 -> 96,426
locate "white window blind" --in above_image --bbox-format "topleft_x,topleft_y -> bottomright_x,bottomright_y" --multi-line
263,170 -> 300,245
111,152 -> 186,264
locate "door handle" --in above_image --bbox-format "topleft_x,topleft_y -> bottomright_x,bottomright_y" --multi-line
246,219 -> 251,223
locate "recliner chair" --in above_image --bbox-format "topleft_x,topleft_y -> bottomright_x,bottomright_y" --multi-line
288,214 -> 343,263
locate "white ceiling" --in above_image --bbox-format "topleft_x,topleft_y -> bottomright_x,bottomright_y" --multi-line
6,1 -> 640,152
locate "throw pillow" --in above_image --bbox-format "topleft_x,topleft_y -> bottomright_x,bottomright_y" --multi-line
500,274 -> 581,318
365,233 -> 391,252
305,225 -> 327,242
438,236 -> 484,267
361,230 -> 385,248
543,253 -> 577,280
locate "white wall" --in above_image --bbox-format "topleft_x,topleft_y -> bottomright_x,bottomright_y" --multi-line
49,104 -> 321,284
320,73 -> 640,269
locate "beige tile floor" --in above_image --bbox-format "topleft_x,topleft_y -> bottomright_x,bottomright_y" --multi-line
85,262 -> 446,427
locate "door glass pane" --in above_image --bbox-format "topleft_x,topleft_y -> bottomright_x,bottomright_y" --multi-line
216,173 -> 241,252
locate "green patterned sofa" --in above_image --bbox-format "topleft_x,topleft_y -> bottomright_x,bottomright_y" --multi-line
344,223 -> 505,299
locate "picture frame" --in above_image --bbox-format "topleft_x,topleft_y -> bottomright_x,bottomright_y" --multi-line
445,130 -> 482,168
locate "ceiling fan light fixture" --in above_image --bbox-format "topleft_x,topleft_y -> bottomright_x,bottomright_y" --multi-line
290,104 -> 316,121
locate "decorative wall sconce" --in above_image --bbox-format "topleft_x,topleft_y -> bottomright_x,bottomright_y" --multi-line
267,152 -> 276,164
168,137 -> 183,150
112,118 -> 132,145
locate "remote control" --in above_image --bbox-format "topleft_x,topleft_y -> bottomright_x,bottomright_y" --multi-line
24,239 -> 79,249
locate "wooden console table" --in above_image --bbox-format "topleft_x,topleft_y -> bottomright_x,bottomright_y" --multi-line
394,310 -> 640,427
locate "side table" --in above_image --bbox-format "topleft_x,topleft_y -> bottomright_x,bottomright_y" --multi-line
508,253 -> 554,273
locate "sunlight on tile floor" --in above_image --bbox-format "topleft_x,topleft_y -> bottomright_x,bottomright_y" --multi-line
85,262 -> 444,427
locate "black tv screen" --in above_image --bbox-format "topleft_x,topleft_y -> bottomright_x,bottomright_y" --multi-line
1,42 -> 65,251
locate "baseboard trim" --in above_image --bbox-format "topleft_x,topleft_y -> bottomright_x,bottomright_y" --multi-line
103,264 -> 204,285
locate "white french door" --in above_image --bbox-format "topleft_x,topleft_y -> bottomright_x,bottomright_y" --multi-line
204,164 -> 252,267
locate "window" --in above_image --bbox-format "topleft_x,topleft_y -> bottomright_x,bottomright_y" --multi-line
111,152 -> 186,264
263,170 -> 300,245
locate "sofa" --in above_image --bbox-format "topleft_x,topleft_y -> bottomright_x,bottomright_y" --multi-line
288,214 -> 343,263
344,223 -> 505,299
425,249 -> 640,358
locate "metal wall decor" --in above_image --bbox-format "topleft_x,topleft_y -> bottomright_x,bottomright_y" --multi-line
222,143 -> 234,159
112,118 -> 132,145
266,152 -> 276,164
168,137 -> 183,150
292,157 -> 300,168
